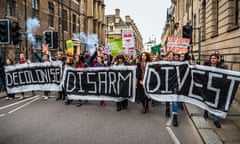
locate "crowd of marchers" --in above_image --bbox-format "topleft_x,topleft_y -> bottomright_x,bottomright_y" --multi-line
0,47 -> 225,128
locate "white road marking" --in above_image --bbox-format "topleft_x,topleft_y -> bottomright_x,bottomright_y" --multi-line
8,97 -> 39,114
166,127 -> 181,144
166,117 -> 172,126
0,114 -> 6,117
0,95 -> 39,110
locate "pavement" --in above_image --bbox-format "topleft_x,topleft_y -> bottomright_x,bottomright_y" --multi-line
186,99 -> 240,144
1,90 -> 240,144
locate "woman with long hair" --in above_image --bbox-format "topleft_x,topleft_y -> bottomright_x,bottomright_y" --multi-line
136,52 -> 151,114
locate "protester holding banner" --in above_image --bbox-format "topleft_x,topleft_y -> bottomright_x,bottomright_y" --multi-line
95,55 -> 107,106
17,53 -> 31,100
75,55 -> 87,107
164,51 -> 179,126
136,52 -> 151,114
33,48 -> 51,100
174,53 -> 184,110
43,54 -> 52,100
55,51 -> 66,101
115,54 -> 129,111
150,53 -> 162,107
0,56 -> 5,95
65,56 -> 75,105
203,53 -> 224,128
3,57 -> 15,100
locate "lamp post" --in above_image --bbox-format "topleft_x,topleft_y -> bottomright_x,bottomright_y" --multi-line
106,17 -> 109,44
197,26 -> 201,64
167,8 -> 174,37
24,0 -> 28,58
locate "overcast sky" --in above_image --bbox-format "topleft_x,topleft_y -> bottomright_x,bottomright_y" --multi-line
104,0 -> 171,44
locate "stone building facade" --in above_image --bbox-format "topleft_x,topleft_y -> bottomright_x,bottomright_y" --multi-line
105,9 -> 143,54
161,0 -> 240,102
0,0 -> 105,60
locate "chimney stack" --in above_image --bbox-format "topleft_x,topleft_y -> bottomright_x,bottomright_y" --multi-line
115,8 -> 120,17
125,15 -> 131,23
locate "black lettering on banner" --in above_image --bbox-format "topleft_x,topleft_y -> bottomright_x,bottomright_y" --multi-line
63,66 -> 136,102
143,61 -> 240,118
4,62 -> 62,93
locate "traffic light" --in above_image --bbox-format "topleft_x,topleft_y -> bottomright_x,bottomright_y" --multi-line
11,22 -> 22,45
182,24 -> 192,43
43,30 -> 53,48
0,19 -> 10,44
53,32 -> 58,49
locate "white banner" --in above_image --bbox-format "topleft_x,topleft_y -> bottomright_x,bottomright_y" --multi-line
4,61 -> 62,93
167,37 -> 190,54
122,31 -> 135,48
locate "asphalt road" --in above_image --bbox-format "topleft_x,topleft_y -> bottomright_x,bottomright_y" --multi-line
0,93 -> 203,144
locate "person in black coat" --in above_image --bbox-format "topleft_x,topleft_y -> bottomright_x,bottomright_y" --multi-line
0,55 -> 5,89
83,49 -> 97,67
136,52 -> 151,114
115,55 -> 129,111
4,57 -> 15,100
0,56 -> 6,97
203,53 -> 224,128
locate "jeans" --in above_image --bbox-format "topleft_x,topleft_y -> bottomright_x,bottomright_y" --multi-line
214,115 -> 219,122
166,102 -> 179,115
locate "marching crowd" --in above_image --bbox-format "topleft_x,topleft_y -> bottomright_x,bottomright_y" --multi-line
0,47 -> 225,128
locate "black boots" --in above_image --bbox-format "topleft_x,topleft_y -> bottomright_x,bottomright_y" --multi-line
76,100 -> 82,107
204,111 -> 221,128
116,102 -> 122,111
141,99 -> 149,114
172,115 -> 178,127
214,121 -> 221,128
151,100 -> 155,107
203,110 -> 209,118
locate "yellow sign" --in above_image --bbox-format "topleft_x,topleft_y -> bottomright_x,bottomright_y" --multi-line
66,40 -> 74,55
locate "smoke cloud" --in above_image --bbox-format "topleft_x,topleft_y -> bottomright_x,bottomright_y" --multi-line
73,32 -> 99,55
26,18 -> 40,48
